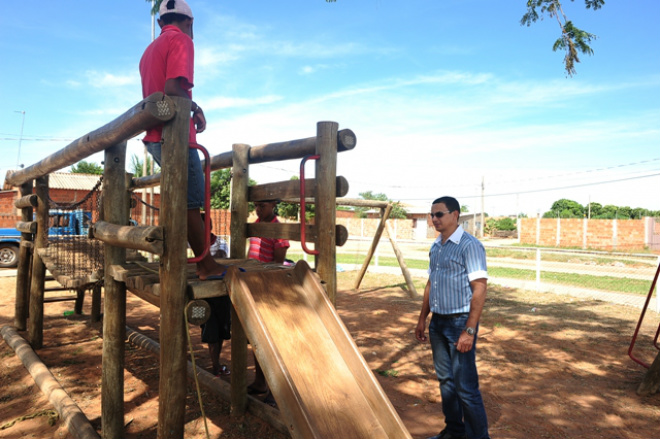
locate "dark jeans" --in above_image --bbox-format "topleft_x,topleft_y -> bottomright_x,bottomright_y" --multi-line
429,313 -> 490,439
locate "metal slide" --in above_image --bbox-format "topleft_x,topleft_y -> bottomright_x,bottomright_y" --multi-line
227,260 -> 412,439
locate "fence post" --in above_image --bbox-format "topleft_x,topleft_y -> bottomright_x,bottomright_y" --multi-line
583,217 -> 588,249
536,213 -> 540,246
14,180 -> 34,330
315,121 -> 339,304
157,96 -> 191,439
101,141 -> 128,439
28,176 -> 48,349
230,142 -> 250,417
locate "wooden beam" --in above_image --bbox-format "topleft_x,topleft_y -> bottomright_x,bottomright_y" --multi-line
354,204 -> 393,290
5,93 -> 175,188
385,220 -> 419,299
247,222 -> 348,246
230,143 -> 250,417
157,96 -> 191,439
637,351 -> 660,396
14,194 -> 38,208
101,142 -> 128,439
15,221 -> 37,234
249,176 -> 349,202
28,176 -> 48,349
315,121 -> 339,305
91,221 -> 163,255
1,326 -> 101,439
131,128 -> 357,190
14,180 -> 34,331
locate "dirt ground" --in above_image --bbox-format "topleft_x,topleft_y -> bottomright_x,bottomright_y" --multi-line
1,270 -> 659,439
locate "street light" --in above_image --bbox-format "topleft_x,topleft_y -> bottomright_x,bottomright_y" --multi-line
14,110 -> 25,168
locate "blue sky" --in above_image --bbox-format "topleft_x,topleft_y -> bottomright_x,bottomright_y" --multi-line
1,0 -> 659,216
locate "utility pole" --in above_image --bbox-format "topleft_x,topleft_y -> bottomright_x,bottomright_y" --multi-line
15,110 -> 25,168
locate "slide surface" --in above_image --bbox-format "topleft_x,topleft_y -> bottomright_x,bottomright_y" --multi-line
228,260 -> 412,439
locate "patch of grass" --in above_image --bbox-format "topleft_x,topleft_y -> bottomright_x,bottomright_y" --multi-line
376,369 -> 399,378
488,266 -> 651,295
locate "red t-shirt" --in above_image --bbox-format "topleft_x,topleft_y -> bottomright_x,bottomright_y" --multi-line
139,25 -> 196,144
248,217 -> 290,263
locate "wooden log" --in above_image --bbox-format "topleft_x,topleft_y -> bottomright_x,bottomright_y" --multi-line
14,194 -> 38,208
91,283 -> 102,323
1,325 -> 101,439
28,176 -> 49,349
101,142 -> 128,439
14,180 -> 34,331
91,221 -> 163,255
4,93 -> 175,188
230,143 -> 250,417
315,121 -> 339,305
131,128 -> 357,190
354,204 -> 393,290
124,326 -> 288,435
249,176 -> 349,202
247,222 -> 348,246
637,351 -> 660,396
385,220 -> 419,299
15,221 -> 37,234
157,96 -> 191,439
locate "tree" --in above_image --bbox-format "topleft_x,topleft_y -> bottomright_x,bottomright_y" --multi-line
129,154 -> 160,178
543,198 -> 584,218
70,160 -> 103,175
521,0 -> 604,76
354,191 -> 408,219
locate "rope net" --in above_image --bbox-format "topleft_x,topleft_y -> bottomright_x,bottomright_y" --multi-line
44,178 -> 104,282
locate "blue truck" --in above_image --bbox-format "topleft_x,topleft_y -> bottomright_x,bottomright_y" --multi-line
0,210 -> 92,268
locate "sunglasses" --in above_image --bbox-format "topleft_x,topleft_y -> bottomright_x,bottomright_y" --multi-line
429,210 -> 453,219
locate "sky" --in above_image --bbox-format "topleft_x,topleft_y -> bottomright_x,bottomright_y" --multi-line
1,0 -> 659,217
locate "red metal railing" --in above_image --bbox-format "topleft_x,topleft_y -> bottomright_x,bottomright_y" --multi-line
299,155 -> 319,256
628,260 -> 660,368
188,143 -> 211,264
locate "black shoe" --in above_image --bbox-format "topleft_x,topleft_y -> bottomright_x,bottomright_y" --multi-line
426,429 -> 467,439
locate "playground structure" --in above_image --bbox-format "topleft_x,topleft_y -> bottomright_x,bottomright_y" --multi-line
3,93 -> 413,439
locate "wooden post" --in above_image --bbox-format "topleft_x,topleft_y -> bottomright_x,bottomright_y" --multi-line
101,142 -> 128,439
14,180 -> 34,330
91,282 -> 102,323
354,204 -> 393,290
158,96 -> 191,439
315,121 -> 339,304
230,143 -> 250,416
28,176 -> 49,349
385,220 -> 419,298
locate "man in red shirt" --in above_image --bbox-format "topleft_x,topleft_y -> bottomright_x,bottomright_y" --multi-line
140,0 -> 225,280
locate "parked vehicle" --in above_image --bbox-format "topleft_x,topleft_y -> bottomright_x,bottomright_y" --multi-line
0,210 -> 92,268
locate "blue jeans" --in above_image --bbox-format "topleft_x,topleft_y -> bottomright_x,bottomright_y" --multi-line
429,313 -> 490,439
144,141 -> 205,209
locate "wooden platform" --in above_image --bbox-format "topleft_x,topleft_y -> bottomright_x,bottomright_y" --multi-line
109,258 -> 292,307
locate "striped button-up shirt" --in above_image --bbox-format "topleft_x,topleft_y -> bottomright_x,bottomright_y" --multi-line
428,225 -> 488,315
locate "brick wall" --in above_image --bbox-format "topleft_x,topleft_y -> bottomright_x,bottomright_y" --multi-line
0,191 -> 19,228
520,217 -> 648,251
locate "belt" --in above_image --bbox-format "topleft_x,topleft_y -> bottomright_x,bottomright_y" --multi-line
433,312 -> 469,319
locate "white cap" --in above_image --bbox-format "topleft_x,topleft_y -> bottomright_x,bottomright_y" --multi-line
159,0 -> 193,19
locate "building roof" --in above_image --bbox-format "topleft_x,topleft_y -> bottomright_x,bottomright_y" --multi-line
49,172 -> 103,190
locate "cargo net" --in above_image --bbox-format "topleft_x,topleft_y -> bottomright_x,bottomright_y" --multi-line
44,178 -> 104,283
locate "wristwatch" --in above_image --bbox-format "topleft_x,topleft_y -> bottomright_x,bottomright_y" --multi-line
465,327 -> 476,336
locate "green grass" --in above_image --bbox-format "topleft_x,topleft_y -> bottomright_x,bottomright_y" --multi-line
288,251 -> 653,295
487,266 -> 652,295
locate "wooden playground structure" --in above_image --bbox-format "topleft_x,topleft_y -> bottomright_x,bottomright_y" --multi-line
2,93 -> 414,439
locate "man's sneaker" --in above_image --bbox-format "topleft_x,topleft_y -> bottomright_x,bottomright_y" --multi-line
426,429 -> 467,439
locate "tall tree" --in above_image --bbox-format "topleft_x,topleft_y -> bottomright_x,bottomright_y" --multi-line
70,160 -> 103,175
521,0 -> 604,76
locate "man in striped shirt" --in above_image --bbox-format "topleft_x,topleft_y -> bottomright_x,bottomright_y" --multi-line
415,196 -> 490,439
